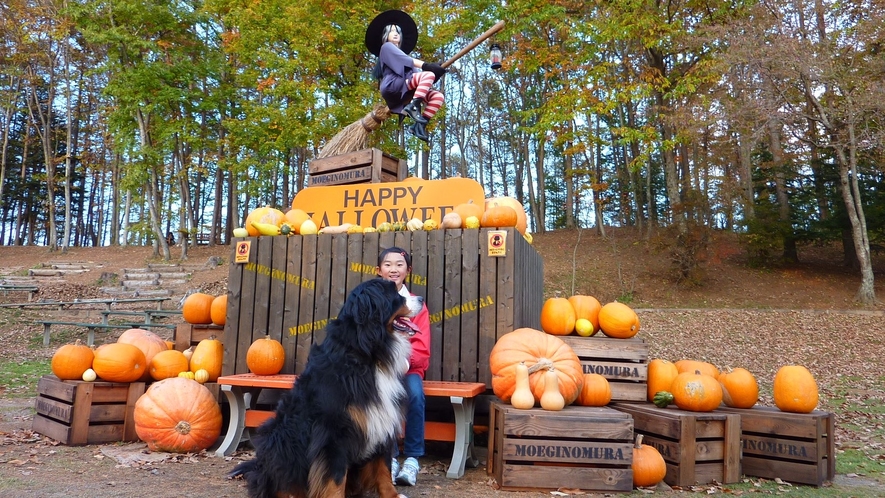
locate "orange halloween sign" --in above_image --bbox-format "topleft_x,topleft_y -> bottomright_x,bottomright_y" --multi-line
291,177 -> 485,228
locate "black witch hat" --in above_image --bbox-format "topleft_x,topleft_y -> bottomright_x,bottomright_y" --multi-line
365,10 -> 418,56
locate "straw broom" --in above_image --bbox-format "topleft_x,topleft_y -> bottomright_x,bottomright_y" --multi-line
318,20 -> 505,159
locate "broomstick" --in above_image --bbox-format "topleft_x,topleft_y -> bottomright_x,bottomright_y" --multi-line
318,20 -> 505,158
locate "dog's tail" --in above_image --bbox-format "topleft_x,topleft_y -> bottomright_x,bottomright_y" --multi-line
229,459 -> 277,498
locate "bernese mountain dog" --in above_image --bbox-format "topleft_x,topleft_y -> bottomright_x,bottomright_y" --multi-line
229,278 -> 423,498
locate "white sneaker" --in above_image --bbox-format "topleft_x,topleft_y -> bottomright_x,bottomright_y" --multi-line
391,458 -> 399,485
395,457 -> 419,486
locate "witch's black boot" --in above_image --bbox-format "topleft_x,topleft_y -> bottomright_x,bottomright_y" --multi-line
402,99 -> 428,124
408,120 -> 429,142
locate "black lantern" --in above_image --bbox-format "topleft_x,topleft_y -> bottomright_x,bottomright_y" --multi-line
490,43 -> 502,70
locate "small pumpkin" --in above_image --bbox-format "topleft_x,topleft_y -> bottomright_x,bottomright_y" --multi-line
210,294 -> 228,326
567,295 -> 602,334
675,359 -> 720,379
598,302 -> 640,338
182,293 -> 215,324
193,368 -> 210,384
149,349 -> 190,381
718,367 -> 759,408
655,370 -> 723,412
576,373 -> 612,407
632,434 -> 667,487
647,358 -> 679,402
51,340 -> 95,380
489,328 -> 584,406
118,328 -> 169,381
539,367 -> 565,411
284,208 -> 310,233
452,200 -> 484,228
509,362 -> 535,409
178,370 -> 195,380
480,202 -> 518,228
133,377 -> 222,453
82,368 -> 97,382
244,206 -> 286,237
246,336 -> 286,375
485,196 -> 527,234
773,365 -> 819,413
539,297 -> 576,336
92,343 -> 146,383
190,336 -> 223,382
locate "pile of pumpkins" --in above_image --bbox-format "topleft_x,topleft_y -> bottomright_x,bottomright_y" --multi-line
182,292 -> 228,326
540,295 -> 640,338
234,195 -> 532,242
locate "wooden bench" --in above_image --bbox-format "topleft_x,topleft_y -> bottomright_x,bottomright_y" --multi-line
2,297 -> 171,310
0,284 -> 39,302
212,373 -> 486,479
100,309 -> 183,325
37,320 -> 178,346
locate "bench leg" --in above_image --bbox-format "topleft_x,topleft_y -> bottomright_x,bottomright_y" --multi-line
212,385 -> 247,457
446,395 -> 479,479
86,327 -> 96,347
43,323 -> 51,347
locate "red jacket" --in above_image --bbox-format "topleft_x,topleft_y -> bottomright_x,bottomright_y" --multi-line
406,289 -> 431,379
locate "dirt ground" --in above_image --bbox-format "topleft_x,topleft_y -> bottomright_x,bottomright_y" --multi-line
1,229 -> 884,497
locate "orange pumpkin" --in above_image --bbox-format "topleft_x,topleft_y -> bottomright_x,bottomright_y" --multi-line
773,365 -> 819,413
489,328 -> 584,405
246,336 -> 286,375
182,292 -> 215,324
149,349 -> 190,381
480,203 -> 518,228
632,434 -> 667,487
134,377 -> 222,453
575,373 -> 611,406
669,370 -> 723,412
718,367 -> 759,408
485,196 -> 527,234
284,208 -> 311,233
244,206 -> 286,237
165,340 -> 175,350
92,343 -> 146,383
210,294 -> 228,326
190,336 -> 223,381
567,295 -> 602,333
647,358 -> 679,402
452,200 -> 484,228
118,328 -> 169,381
539,297 -> 576,336
674,359 -> 720,379
50,340 -> 95,380
598,302 -> 640,338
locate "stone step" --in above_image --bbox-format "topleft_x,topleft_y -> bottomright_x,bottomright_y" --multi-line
122,279 -> 160,287
124,272 -> 161,280
158,278 -> 188,286
132,288 -> 173,297
148,264 -> 182,271
123,268 -> 154,274
155,272 -> 189,279
100,287 -> 138,297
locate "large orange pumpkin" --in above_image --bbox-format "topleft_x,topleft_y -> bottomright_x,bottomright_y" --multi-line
92,343 -> 146,383
773,365 -> 819,413
480,203 -> 518,228
452,200 -> 484,228
210,294 -> 228,326
647,358 -> 679,402
182,292 -> 215,324
632,434 -> 667,487
575,373 -> 611,407
149,349 -> 190,381
718,367 -> 759,408
539,297 -> 576,336
669,370 -> 723,412
244,206 -> 286,237
490,328 -> 584,405
485,196 -> 527,234
50,340 -> 95,380
134,377 -> 222,453
118,328 -> 169,381
190,336 -> 223,382
567,295 -> 602,332
598,302 -> 640,338
675,359 -> 720,378
284,208 -> 311,233
246,336 -> 286,375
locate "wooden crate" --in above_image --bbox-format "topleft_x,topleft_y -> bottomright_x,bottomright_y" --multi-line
613,403 -> 741,487
174,323 -> 224,352
718,406 -> 835,486
308,148 -> 406,186
32,375 -> 145,445
487,401 -> 634,492
560,335 -> 648,402
223,229 -> 543,386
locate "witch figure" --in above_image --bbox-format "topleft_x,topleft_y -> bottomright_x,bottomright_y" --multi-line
366,10 -> 447,142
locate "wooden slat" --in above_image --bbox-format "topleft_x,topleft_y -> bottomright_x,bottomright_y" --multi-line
345,233 -> 364,297
69,382 -> 93,445
496,405 -> 633,440
500,438 -> 632,465
222,243 -> 245,376
266,236 -> 289,346
296,236 -> 318,374
280,236 -> 303,374
312,234 -> 333,347
234,239 -> 258,375
425,229 -> 446,382
442,231 -> 462,382
251,237 -> 275,344
495,229 -> 516,344
459,228 -> 479,382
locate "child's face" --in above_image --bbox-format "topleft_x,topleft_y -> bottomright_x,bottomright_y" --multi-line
377,252 -> 410,289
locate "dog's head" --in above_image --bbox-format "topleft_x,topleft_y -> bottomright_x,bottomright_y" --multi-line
337,279 -> 420,356
398,285 -> 425,320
